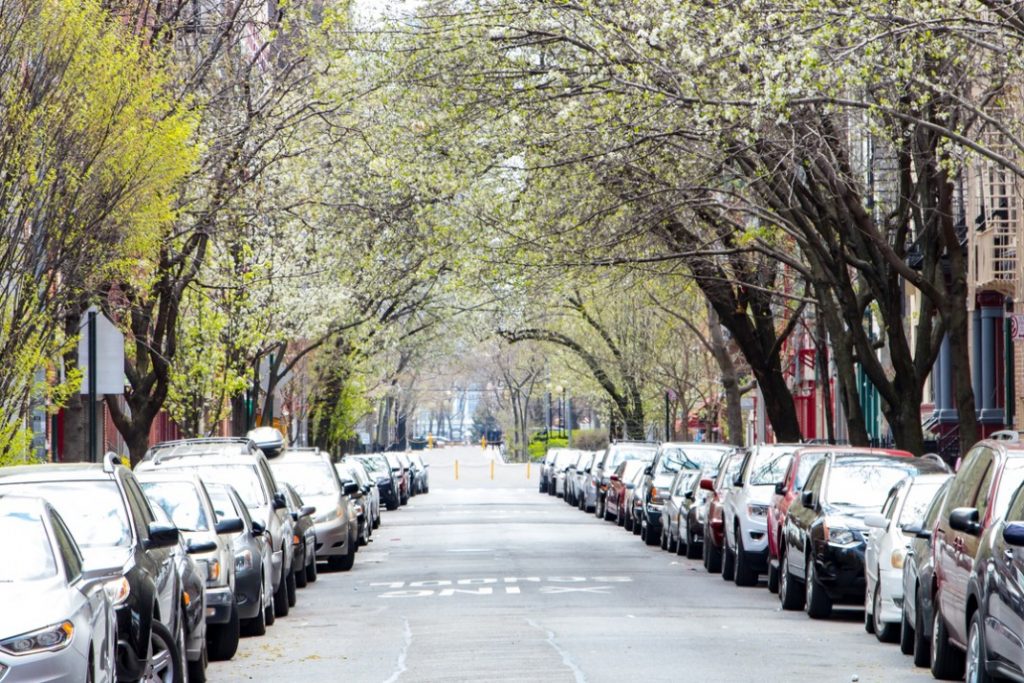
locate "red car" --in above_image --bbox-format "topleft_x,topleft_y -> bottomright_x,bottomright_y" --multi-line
605,460 -> 648,525
765,446 -> 912,593
701,450 -> 744,573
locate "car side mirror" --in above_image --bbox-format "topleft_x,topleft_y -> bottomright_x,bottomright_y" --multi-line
684,491 -> 695,501
215,518 -> 244,535
699,478 -> 714,492
301,505 -> 316,518
901,523 -> 925,538
145,523 -> 180,550
343,481 -> 360,496
251,520 -> 266,537
863,513 -> 888,530
732,474 -> 744,488
610,474 -> 620,482
800,490 -> 815,508
272,492 -> 287,510
774,481 -> 786,496
186,539 -> 217,554
949,507 -> 981,535
1003,522 -> 1024,547
644,465 -> 653,476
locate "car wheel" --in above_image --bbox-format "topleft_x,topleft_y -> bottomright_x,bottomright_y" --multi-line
188,639 -> 208,683
767,561 -> 779,594
675,529 -> 686,556
864,584 -> 876,634
779,550 -> 803,611
295,559 -> 308,588
804,555 -> 832,619
874,584 -> 898,643
273,566 -> 290,618
306,557 -> 318,584
373,513 -> 381,529
145,619 -> 183,683
705,528 -> 722,573
617,508 -> 625,527
595,497 -> 603,519
734,532 -> 756,586
721,540 -> 735,581
286,567 -> 297,608
913,589 -> 930,667
660,525 -> 668,550
264,579 -> 276,627
624,511 -> 633,532
632,515 -> 642,535
242,584 -> 267,637
644,521 -> 660,546
207,600 -> 239,661
329,535 -> 357,572
900,600 -> 915,655
931,604 -> 965,679
685,524 -> 701,560
965,610 -> 992,683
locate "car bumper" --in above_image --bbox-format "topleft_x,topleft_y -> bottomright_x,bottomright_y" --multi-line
0,643 -> 89,683
645,505 -> 663,529
877,567 -> 904,623
813,544 -> 866,603
205,586 -> 234,625
234,566 -> 264,620
314,516 -> 350,558
740,517 -> 769,553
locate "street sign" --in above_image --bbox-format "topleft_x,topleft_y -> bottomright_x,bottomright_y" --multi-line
1012,314 -> 1024,341
78,306 -> 125,395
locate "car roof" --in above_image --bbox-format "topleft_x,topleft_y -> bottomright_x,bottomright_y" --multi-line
794,445 -> 913,458
270,450 -> 330,465
0,463 -> 116,484
828,453 -> 948,474
136,453 -> 260,470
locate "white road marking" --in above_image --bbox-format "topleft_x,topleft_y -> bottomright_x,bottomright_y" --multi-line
527,619 -> 587,683
381,617 -> 412,683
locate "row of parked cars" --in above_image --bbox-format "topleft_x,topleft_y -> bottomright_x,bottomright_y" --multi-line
0,431 -> 431,683
542,436 -> 1024,682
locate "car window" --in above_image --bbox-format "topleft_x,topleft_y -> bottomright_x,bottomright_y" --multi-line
122,475 -> 156,535
141,481 -> 211,532
824,462 -> 912,509
881,487 -> 900,521
0,506 -> 57,581
750,453 -> 793,486
178,465 -> 268,508
802,461 -> 825,495
923,480 -> 952,527
49,511 -> 83,580
656,446 -> 716,474
946,446 -> 994,512
716,454 -> 742,487
793,452 -> 827,490
1006,481 -> 1024,521
898,481 -> 946,528
273,461 -> 339,498
0,481 -> 133,548
975,462 -> 997,522
674,470 -> 699,495
990,458 -> 1024,521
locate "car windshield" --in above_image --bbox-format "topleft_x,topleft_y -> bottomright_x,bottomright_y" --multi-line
674,470 -> 701,494
141,481 -> 210,531
606,446 -> 657,471
177,465 -> 267,508
793,452 -> 828,490
273,462 -> 337,498
206,485 -> 250,525
555,452 -> 578,468
750,451 -> 795,486
619,460 -> 647,481
825,463 -> 911,509
360,457 -> 388,476
898,481 -> 946,528
0,481 -> 132,548
657,446 -> 727,474
0,508 -> 57,581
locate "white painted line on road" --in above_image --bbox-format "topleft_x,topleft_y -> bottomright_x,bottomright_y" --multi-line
527,619 -> 587,683
381,617 -> 412,683
446,548 -> 492,553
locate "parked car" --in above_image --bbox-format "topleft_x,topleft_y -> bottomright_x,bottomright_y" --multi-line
0,456 -> 189,683
578,451 -> 602,513
358,454 -> 400,511
702,450 -> 745,573
594,441 -> 659,521
204,483 -> 277,636
661,468 -> 705,554
624,466 -> 648,534
564,451 -> 587,507
347,458 -> 382,530
680,464 -> 718,559
552,449 -> 581,499
384,453 -> 412,505
138,470 -> 245,662
930,438 -> 1024,679
863,471 -> 950,642
396,453 -> 416,498
334,461 -> 372,547
539,449 -> 559,494
408,453 -> 430,494
605,460 -> 648,525
268,447 -> 359,572
899,478 -> 952,666
139,437 -> 296,619
639,442 -> 734,547
0,495 -> 117,683
721,444 -> 800,585
779,452 -> 947,619
280,483 -> 317,589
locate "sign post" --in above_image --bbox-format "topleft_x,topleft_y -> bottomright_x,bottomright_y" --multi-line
78,307 -> 125,462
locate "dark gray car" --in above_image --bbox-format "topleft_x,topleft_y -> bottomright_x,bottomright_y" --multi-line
593,442 -> 659,520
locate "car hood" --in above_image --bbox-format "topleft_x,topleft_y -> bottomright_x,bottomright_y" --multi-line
308,495 -> 340,518
0,578 -> 78,639
653,474 -> 675,489
79,545 -> 132,572
746,484 -> 775,505
824,505 -> 874,530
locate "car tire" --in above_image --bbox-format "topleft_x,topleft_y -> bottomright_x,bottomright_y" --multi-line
874,584 -> 898,643
767,562 -> 779,594
329,535 -> 357,572
675,531 -> 686,556
931,605 -> 965,679
721,541 -> 735,581
273,567 -> 290,618
913,589 -> 930,667
373,514 -> 381,529
660,526 -> 668,550
306,558 -> 318,584
242,584 -> 267,637
864,585 -> 876,634
188,637 -> 208,683
644,522 -> 660,546
900,601 -> 915,655
148,619 -> 184,683
632,516 -> 642,535
295,560 -> 308,589
685,525 -> 701,560
966,610 -> 993,683
624,512 -> 633,532
705,528 -> 722,573
734,532 -> 756,586
804,556 -> 832,619
779,550 -> 803,611
207,601 -> 239,661
286,566 -> 298,607
668,528 -> 678,554
604,504 -> 615,522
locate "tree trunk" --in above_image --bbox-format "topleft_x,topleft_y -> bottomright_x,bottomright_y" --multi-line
707,305 -> 744,446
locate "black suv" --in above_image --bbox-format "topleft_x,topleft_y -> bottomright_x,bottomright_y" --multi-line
780,453 -> 947,619
137,437 -> 297,619
593,441 -> 659,520
0,454 -> 188,682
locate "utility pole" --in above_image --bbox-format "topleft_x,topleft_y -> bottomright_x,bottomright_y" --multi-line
87,309 -> 97,463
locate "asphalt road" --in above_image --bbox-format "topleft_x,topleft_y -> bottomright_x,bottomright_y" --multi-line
209,445 -> 934,682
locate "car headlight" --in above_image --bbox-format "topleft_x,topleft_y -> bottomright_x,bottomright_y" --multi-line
199,558 -> 221,583
890,548 -> 906,569
235,550 -> 253,572
827,527 -> 858,547
650,488 -> 667,505
0,621 -> 74,655
354,503 -> 365,516
747,504 -> 769,518
103,577 -> 131,606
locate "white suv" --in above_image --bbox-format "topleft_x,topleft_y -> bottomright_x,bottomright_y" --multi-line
721,444 -> 800,586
